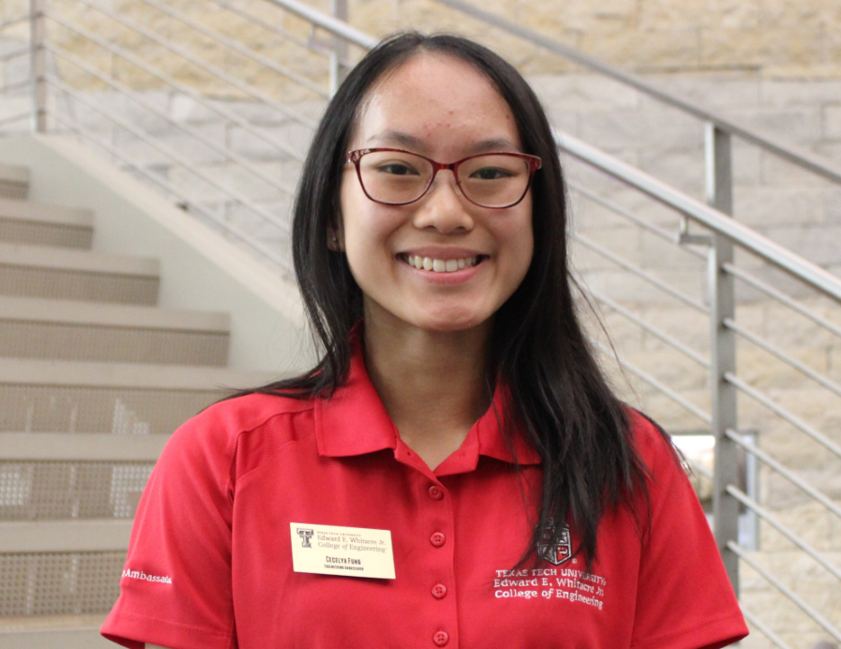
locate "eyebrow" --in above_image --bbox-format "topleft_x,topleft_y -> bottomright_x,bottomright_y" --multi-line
366,131 -> 522,155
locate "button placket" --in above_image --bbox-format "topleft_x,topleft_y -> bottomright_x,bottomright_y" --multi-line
424,480 -> 455,648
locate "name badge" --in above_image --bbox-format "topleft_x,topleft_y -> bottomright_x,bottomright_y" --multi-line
290,522 -> 396,580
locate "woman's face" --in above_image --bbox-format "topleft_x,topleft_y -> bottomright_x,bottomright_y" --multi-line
339,52 -> 534,336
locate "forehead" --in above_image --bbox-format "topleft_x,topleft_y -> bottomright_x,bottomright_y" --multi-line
350,52 -> 521,154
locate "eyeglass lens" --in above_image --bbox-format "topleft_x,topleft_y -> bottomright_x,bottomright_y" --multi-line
357,150 -> 533,208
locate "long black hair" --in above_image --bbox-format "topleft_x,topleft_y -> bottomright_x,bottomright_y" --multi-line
251,32 -> 651,569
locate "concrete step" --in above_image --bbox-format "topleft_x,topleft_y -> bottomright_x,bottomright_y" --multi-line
0,197 -> 93,249
0,434 -> 164,522
0,619 -> 113,649
0,357 -> 277,434
0,295 -> 229,365
0,432 -> 166,462
0,520 -> 134,553
0,540 -> 125,619
0,242 -> 160,304
0,164 -> 29,201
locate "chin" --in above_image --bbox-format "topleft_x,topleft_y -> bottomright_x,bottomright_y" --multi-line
414,310 -> 490,334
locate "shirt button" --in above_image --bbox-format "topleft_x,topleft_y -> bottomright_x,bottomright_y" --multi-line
430,532 -> 446,547
428,485 -> 444,500
433,630 -> 449,646
431,583 -> 448,599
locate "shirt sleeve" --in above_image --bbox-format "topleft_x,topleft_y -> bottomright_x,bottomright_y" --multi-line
100,408 -> 238,649
629,413 -> 749,649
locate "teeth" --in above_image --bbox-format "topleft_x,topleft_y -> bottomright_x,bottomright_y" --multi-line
406,255 -> 479,273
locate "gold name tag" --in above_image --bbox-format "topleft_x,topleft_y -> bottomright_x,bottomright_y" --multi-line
290,522 -> 396,580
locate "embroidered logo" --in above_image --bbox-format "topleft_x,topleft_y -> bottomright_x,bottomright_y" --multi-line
538,523 -> 572,566
296,528 -> 314,548
121,569 -> 172,584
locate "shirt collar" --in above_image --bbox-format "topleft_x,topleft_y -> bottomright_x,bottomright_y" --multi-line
315,334 -> 541,470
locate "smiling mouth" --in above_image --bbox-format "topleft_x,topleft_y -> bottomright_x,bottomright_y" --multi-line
402,254 -> 482,273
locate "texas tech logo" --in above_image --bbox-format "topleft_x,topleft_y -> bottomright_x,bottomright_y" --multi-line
538,523 -> 572,566
296,528 -> 314,548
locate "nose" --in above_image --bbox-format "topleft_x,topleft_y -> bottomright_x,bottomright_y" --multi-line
412,171 -> 474,233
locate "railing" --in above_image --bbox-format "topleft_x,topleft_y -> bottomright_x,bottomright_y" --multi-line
558,129 -> 841,646
431,0 -> 841,187
1,1 -> 840,646
1,0 -> 375,277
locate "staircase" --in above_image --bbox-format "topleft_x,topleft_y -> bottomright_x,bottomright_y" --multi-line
0,162 -> 279,647
2,0 -> 841,646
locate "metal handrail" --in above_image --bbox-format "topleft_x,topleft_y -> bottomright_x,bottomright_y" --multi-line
739,608 -> 793,649
575,232 -> 709,313
724,318 -> 841,399
60,0 -> 319,130
264,0 -> 378,50
0,15 -> 30,31
594,342 -> 712,424
725,372 -> 841,460
0,112 -> 30,127
725,430 -> 841,520
568,181 -> 706,259
723,263 -> 841,339
726,484 -> 841,583
557,131 -> 841,303
48,77 -> 292,242
0,48 -> 29,63
211,0 -> 327,59
0,80 -> 31,95
433,0 -> 841,187
134,0 -> 329,98
591,290 -> 710,368
45,12 -> 306,162
728,541 -> 841,643
49,111 -> 283,266
45,42 -> 297,198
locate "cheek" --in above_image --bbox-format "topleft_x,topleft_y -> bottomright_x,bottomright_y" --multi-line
339,188 -> 396,286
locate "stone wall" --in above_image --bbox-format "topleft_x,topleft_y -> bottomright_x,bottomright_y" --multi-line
343,0 -> 841,78
3,0 -> 841,92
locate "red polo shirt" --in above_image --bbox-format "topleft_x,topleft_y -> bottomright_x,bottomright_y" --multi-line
101,344 -> 747,649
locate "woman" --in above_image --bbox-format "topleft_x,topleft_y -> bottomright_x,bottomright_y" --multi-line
102,33 -> 748,649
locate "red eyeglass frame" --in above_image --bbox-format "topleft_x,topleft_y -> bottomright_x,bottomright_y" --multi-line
346,148 -> 543,208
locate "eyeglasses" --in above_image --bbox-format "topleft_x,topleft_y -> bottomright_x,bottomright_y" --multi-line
346,148 -> 542,209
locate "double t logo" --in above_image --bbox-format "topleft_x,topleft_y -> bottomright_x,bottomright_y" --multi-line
296,528 -> 314,548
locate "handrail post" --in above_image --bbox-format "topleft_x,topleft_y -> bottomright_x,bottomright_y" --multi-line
706,122 -> 740,593
30,0 -> 47,133
328,0 -> 348,96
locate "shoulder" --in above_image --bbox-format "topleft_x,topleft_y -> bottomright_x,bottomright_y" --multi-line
620,407 -> 693,522
624,407 -> 682,476
156,392 -> 319,488
190,392 -> 316,436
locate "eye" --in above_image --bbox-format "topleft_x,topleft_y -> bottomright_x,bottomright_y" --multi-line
377,162 -> 421,176
470,167 -> 513,180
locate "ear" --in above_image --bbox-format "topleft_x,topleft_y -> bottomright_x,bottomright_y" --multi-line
327,221 -> 345,252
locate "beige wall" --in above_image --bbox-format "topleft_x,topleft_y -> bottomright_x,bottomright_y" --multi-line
345,0 -> 841,78
2,0 -> 840,98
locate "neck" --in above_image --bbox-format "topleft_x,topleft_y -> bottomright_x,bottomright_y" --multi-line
362,309 -> 493,469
